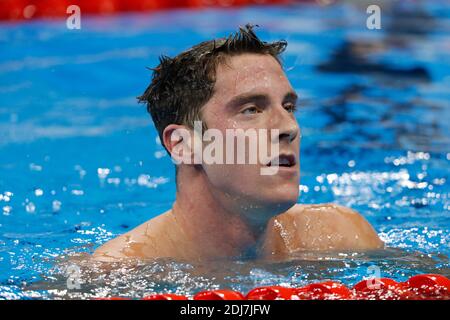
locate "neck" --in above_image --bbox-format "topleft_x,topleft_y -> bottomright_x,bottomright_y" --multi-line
170,166 -> 265,259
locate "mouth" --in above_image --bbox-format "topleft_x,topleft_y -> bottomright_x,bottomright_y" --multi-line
266,154 -> 297,168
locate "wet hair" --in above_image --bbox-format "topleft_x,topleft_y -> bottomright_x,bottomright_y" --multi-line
137,24 -> 287,152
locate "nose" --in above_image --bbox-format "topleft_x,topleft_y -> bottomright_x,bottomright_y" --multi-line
279,127 -> 298,143
273,109 -> 300,144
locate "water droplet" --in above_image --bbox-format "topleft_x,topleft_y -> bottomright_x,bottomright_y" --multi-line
107,178 -> 120,186
154,151 -> 166,159
25,202 -> 36,213
29,163 -> 42,171
52,200 -> 62,212
3,206 -> 12,215
97,168 -> 110,179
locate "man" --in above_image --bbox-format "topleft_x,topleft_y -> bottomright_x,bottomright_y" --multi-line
93,24 -> 383,262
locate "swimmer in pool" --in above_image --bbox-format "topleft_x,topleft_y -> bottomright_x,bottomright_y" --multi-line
93,24 -> 384,262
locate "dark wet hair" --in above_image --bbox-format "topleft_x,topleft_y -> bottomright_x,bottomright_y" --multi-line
138,24 -> 287,152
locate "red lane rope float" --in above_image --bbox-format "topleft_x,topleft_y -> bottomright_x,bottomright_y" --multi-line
97,274 -> 450,300
95,297 -> 132,300
353,278 -> 402,299
295,281 -> 352,300
0,0 -> 294,21
353,278 -> 411,300
246,286 -> 296,300
194,290 -> 245,300
142,294 -> 188,300
405,274 -> 450,299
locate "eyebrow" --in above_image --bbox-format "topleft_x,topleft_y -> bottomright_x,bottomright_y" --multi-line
226,90 -> 298,110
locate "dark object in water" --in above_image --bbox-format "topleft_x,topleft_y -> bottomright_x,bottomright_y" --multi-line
318,41 -> 431,81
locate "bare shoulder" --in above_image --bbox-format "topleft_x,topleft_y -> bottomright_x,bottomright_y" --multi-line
263,203 -> 384,255
287,203 -> 377,228
287,203 -> 384,250
92,212 -> 171,262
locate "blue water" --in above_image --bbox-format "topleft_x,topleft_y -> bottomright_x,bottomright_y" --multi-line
0,2 -> 449,299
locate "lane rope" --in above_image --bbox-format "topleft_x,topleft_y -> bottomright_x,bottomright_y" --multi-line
98,273 -> 450,300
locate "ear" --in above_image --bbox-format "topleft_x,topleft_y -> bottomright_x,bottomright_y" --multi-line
162,124 -> 196,165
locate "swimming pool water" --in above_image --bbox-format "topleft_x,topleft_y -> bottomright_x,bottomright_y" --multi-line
0,1 -> 449,299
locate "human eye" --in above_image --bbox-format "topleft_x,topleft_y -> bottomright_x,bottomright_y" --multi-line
284,102 -> 297,113
240,105 -> 261,115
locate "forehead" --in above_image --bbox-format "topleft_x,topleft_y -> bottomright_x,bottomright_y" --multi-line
212,53 -> 292,99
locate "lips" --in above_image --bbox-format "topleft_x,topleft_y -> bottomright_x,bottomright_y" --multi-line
266,154 -> 297,167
